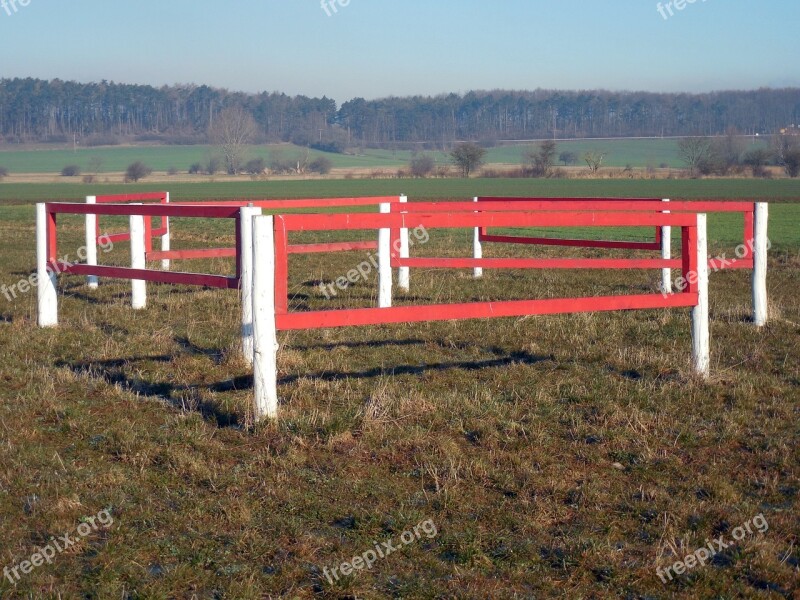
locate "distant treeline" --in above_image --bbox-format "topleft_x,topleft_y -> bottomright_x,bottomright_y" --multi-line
1,78 -> 798,149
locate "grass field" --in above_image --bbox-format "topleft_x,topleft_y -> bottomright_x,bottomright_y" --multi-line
0,137 -> 775,174
2,178 -> 800,250
0,179 -> 798,598
0,144 -> 411,175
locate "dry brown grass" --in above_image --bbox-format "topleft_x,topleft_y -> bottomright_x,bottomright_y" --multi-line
0,192 -> 797,598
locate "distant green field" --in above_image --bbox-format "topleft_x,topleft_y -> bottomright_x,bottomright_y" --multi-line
489,138 -> 772,168
0,138 -> 774,173
1,178 -> 798,249
0,144 -> 410,174
1,177 -> 799,204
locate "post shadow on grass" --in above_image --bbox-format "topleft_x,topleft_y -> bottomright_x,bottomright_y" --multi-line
56,354 -> 240,428
174,336 -> 225,364
55,339 -> 554,425
57,283 -> 209,311
211,345 -> 554,393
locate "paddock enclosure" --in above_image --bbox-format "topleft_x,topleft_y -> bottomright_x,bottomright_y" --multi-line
35,192 -> 769,420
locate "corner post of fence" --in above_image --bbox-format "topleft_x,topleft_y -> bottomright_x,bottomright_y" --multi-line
398,194 -> 410,292
752,202 -> 769,327
252,215 -> 279,421
473,197 -> 483,279
130,206 -> 147,310
84,196 -> 99,289
379,203 -> 393,308
240,205 -> 263,365
161,192 -> 171,271
660,198 -> 672,293
691,213 -> 710,378
36,203 -> 58,327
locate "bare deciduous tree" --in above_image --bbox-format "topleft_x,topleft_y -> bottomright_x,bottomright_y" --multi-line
677,137 -> 713,176
559,151 -> 578,166
209,107 -> 257,175
125,161 -> 152,183
709,130 -> 745,175
583,151 -> 607,174
409,154 -> 435,178
523,140 -> 558,177
743,148 -> 773,178
774,135 -> 800,178
450,142 -> 487,177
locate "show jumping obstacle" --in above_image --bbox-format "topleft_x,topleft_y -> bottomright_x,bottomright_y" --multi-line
35,194 -> 770,422
387,197 -> 768,326
470,197 -> 768,325
83,193 -> 407,283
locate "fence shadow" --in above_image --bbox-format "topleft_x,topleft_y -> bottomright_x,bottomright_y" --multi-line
55,354 -> 240,428
276,349 -> 552,385
211,343 -> 554,392
54,340 -> 555,424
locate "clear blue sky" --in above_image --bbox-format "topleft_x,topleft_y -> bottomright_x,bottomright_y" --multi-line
1,0 -> 798,103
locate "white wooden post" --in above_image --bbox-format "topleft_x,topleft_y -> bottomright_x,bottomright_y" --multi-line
130,210 -> 147,310
398,194 -> 410,292
752,202 -> 769,327
161,192 -> 171,271
379,202 -> 392,308
660,198 -> 672,294
85,196 -> 99,289
473,197 -> 483,279
252,215 -> 279,421
240,205 -> 263,365
691,214 -> 710,378
36,203 -> 58,328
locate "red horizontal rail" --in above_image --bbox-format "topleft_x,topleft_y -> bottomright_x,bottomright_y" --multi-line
402,200 -> 668,213
478,197 -> 662,202
48,203 -> 240,218
55,263 -> 238,289
95,192 -> 167,203
396,257 -> 682,270
708,257 -> 754,270
276,293 -> 698,331
148,248 -> 237,261
278,211 -> 697,232
143,241 -> 379,261
479,233 -> 660,251
288,241 -> 378,254
104,232 -> 132,243
174,196 -> 399,208
476,198 -> 754,213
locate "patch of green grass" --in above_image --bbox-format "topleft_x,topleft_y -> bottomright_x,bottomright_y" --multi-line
1,176 -> 800,204
0,137 -> 775,173
0,181 -> 798,597
2,178 -> 799,250
0,144 -> 414,174
489,138 -> 772,168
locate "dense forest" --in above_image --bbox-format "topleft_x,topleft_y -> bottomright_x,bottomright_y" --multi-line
1,78 -> 798,149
